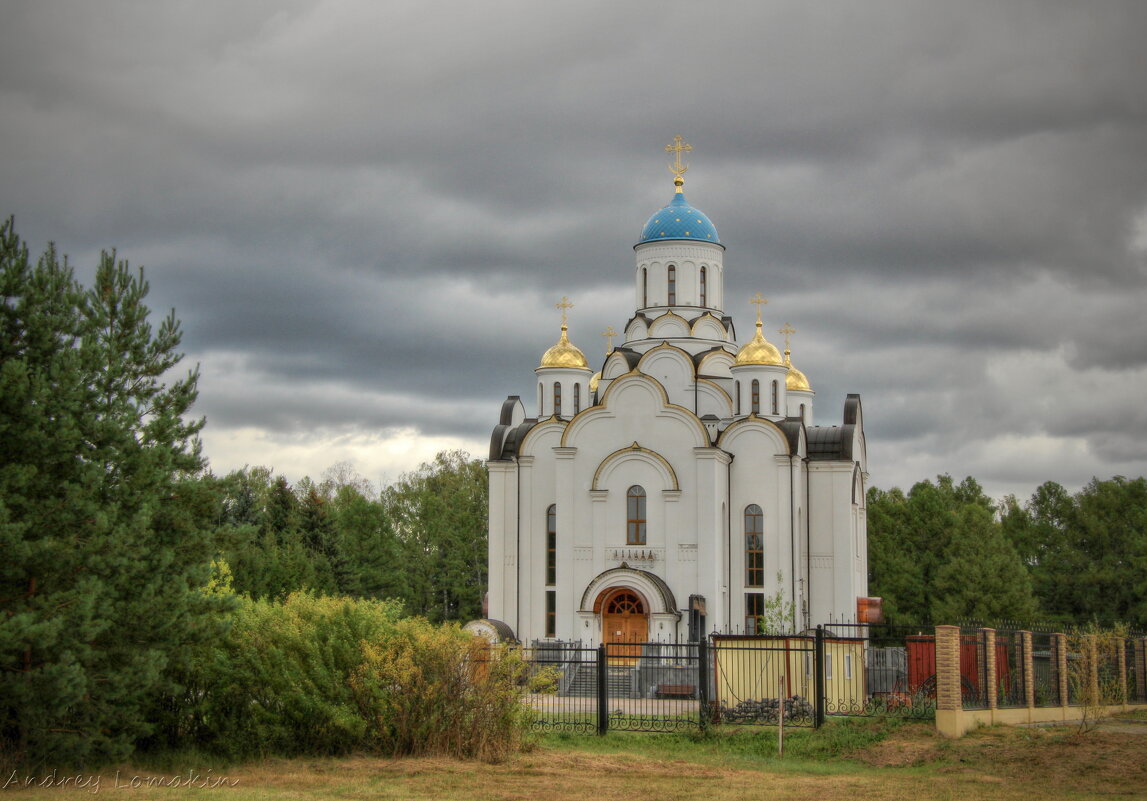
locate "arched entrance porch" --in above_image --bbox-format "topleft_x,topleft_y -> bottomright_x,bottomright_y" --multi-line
578,565 -> 681,651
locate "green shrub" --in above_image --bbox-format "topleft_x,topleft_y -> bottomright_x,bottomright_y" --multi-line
184,592 -> 405,758
350,618 -> 532,762
161,591 -> 533,762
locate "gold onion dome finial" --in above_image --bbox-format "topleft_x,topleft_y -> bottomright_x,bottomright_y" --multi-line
539,296 -> 588,369
735,294 -> 783,366
780,323 -> 811,391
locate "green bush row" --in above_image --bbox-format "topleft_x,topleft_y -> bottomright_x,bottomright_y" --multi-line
153,588 -> 531,763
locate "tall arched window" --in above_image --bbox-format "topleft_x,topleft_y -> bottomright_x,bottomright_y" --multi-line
745,504 -> 764,587
772,380 -> 779,415
573,383 -> 581,415
700,266 -> 707,307
626,486 -> 647,545
799,402 -> 806,422
553,381 -> 562,417
642,268 -> 648,307
667,265 -> 676,305
546,505 -> 557,587
751,379 -> 760,415
546,504 -> 557,637
735,380 -> 741,415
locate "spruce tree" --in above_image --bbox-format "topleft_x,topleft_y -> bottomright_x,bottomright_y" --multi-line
0,219 -> 225,768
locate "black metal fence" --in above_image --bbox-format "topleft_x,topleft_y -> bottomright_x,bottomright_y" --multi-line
518,628 -> 1147,735
995,630 -> 1026,708
1129,640 -> 1147,704
522,625 -> 941,734
519,640 -> 713,734
822,624 -> 937,720
1031,632 -> 1062,707
710,634 -> 816,727
960,629 -> 990,710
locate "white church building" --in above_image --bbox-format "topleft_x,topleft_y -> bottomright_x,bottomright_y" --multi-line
485,140 -> 868,647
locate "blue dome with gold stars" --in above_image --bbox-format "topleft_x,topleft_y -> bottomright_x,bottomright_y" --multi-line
638,191 -> 720,245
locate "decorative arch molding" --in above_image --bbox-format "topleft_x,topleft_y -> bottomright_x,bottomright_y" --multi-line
697,348 -> 736,377
691,313 -> 728,340
637,342 -> 697,378
517,418 -> 568,457
603,350 -> 638,380
695,378 -> 733,418
563,372 -> 710,449
648,311 -> 691,338
851,463 -> 866,506
717,415 -> 794,455
580,566 -> 678,616
592,442 -> 679,491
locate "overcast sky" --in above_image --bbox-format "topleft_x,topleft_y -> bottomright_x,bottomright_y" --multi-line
3,1 -> 1146,502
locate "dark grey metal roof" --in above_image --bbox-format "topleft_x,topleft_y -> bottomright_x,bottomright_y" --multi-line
807,425 -> 854,461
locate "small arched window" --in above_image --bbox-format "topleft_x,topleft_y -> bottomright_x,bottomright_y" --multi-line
573,383 -> 581,415
751,379 -> 760,415
735,380 -> 741,415
799,403 -> 806,422
772,380 -> 779,415
537,382 -> 543,413
546,504 -> 557,587
642,267 -> 648,308
553,381 -> 562,417
745,504 -> 764,587
667,265 -> 676,306
700,266 -> 707,307
626,486 -> 647,545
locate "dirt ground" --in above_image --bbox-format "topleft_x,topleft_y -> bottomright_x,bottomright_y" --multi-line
855,717 -> 1147,796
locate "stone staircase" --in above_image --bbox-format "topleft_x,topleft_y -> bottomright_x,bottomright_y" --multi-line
562,664 -> 637,698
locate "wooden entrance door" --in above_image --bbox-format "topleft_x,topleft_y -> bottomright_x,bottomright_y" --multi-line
603,590 -> 647,664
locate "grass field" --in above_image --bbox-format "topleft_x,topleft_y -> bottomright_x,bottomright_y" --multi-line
4,718 -> 1145,800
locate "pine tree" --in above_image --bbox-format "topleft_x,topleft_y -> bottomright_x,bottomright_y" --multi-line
931,504 -> 1038,622
0,220 -> 226,768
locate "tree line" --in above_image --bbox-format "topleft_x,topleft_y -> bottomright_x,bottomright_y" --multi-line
3,218 -> 1144,769
211,453 -> 487,622
867,474 -> 1147,630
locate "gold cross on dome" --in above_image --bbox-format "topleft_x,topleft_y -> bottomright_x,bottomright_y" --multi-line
666,135 -> 692,181
601,326 -> 618,354
749,292 -> 768,324
556,296 -> 574,325
779,323 -> 796,350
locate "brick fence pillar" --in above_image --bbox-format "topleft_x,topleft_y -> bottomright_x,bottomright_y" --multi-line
1055,633 -> 1069,706
935,625 -> 963,737
936,625 -> 961,711
1021,630 -> 1035,709
984,628 -> 997,710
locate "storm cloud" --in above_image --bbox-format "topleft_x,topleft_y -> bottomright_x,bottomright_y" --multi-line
2,0 -> 1145,499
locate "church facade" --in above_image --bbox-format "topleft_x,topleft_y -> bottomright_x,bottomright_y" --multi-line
485,142 -> 868,646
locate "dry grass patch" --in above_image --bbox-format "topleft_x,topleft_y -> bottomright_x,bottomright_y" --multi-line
5,722 -> 1147,800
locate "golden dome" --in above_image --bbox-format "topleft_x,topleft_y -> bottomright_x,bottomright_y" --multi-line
734,320 -> 783,366
539,324 -> 588,369
785,349 -> 812,391
589,371 -> 601,393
